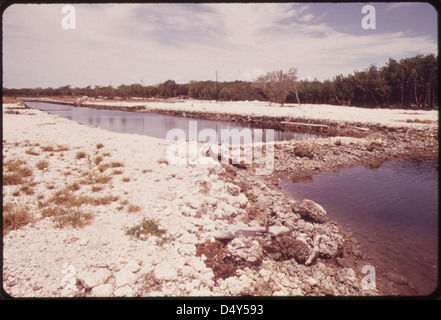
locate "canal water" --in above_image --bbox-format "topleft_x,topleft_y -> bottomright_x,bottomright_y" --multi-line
279,159 -> 438,296
24,101 -> 321,142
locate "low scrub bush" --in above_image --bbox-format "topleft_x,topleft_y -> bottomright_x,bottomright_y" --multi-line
125,218 -> 166,241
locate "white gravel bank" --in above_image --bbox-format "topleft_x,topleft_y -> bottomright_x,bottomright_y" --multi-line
84,99 -> 438,129
2,103 -> 249,297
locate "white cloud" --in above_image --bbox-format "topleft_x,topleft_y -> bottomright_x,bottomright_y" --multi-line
2,3 -> 437,88
384,2 -> 418,13
298,13 -> 315,22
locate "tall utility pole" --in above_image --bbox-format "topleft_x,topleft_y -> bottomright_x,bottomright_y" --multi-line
215,71 -> 219,101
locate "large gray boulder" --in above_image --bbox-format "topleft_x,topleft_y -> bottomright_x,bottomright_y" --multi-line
316,224 -> 345,259
293,199 -> 327,223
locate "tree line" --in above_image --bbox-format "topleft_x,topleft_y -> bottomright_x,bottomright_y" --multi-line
3,54 -> 437,109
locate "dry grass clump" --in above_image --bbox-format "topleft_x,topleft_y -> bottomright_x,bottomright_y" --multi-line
3,172 -> 26,185
40,145 -> 54,152
91,195 -> 119,206
43,187 -> 118,208
79,172 -> 112,185
41,145 -> 69,152
110,161 -> 124,168
75,151 -> 87,160
91,185 -> 103,193
116,200 -> 128,211
4,159 -> 30,173
63,208 -> 93,228
25,149 -> 40,156
67,182 -> 81,191
157,159 -> 169,165
3,159 -> 33,185
94,174 -> 112,184
41,206 -> 93,229
38,185 -> 118,228
19,184 -> 35,195
96,143 -> 104,149
47,188 -> 79,207
97,161 -> 124,173
57,145 -> 69,152
97,163 -> 110,172
93,156 -> 103,165
36,160 -> 49,170
3,202 -> 33,234
127,204 -> 141,213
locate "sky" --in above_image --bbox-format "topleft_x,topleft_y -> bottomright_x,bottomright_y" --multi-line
2,2 -> 438,89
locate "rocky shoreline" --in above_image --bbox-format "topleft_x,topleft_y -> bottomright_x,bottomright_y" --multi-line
211,128 -> 437,296
3,98 -> 438,297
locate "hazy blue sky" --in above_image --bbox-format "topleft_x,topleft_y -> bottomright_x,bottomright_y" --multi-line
2,2 -> 438,88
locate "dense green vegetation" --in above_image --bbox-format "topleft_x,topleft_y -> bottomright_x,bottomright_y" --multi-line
3,54 -> 437,109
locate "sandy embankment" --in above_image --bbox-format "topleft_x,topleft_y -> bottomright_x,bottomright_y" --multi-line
2,100 -> 438,298
82,99 -> 438,129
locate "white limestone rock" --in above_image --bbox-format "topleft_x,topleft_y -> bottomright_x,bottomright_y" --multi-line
77,268 -> 111,289
154,262 -> 178,281
115,269 -> 138,288
90,284 -> 114,297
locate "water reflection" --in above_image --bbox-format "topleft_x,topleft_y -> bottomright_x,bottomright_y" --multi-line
280,160 -> 438,295
25,101 -> 322,142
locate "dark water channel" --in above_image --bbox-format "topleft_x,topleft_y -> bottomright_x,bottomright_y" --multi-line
280,159 -> 438,296
25,101 -> 321,142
